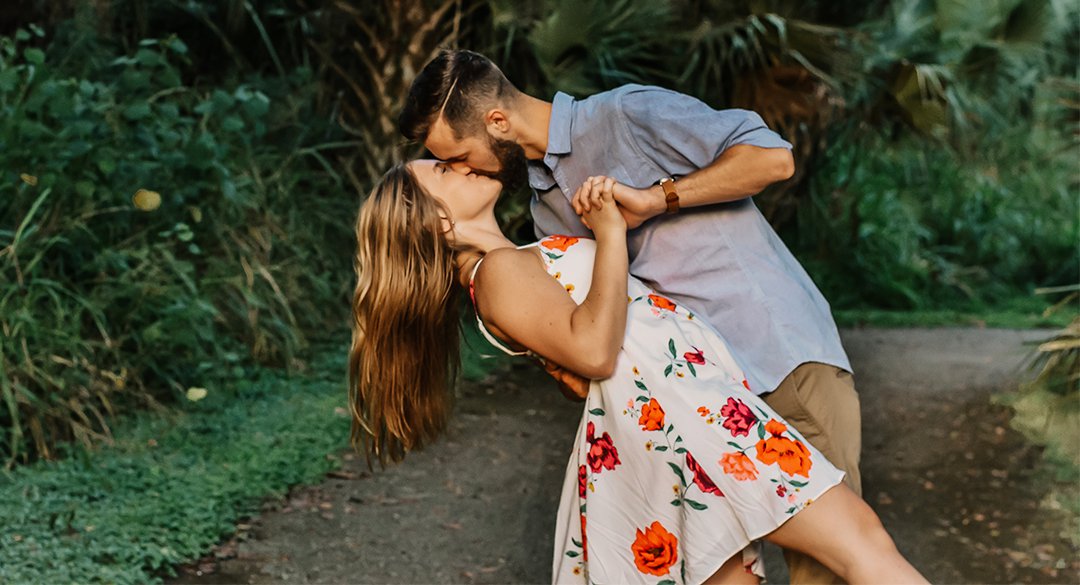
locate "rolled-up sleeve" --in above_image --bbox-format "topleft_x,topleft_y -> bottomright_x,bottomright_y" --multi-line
617,85 -> 792,173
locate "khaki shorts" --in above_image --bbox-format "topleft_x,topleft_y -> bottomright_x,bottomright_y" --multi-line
762,362 -> 862,584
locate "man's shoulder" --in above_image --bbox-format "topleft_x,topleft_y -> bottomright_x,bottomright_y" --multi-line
579,83 -> 683,106
574,84 -> 691,129
575,84 -> 699,125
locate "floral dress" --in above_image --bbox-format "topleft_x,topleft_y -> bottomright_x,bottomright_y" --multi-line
469,235 -> 845,585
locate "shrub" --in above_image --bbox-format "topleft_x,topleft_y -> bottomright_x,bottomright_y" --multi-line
791,128 -> 1079,310
0,29 -> 354,465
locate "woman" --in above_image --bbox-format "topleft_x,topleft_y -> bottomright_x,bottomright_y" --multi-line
349,160 -> 926,584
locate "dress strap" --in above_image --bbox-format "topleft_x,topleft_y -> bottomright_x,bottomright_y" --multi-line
468,254 -> 530,357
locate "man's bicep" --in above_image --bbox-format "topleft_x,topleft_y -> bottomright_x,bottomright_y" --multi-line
619,88 -> 791,171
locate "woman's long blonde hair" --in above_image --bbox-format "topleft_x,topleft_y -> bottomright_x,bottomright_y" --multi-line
348,163 -> 462,466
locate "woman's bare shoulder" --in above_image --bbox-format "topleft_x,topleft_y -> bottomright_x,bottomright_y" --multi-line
473,246 -> 569,321
473,246 -> 546,285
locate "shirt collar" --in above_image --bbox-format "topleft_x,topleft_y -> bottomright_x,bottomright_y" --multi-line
545,92 -> 574,156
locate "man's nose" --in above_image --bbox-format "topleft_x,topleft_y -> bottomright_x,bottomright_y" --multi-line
448,161 -> 473,175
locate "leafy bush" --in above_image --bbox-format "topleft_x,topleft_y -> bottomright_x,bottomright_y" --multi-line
0,28 -> 354,464
791,127 -> 1079,310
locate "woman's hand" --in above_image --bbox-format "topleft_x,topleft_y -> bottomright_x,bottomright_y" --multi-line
574,176 -> 627,237
573,177 -> 662,229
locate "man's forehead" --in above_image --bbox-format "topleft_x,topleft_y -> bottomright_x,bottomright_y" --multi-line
425,118 -> 481,160
424,118 -> 461,157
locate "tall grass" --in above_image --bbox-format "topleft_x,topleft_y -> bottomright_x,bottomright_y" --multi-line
0,28 -> 355,465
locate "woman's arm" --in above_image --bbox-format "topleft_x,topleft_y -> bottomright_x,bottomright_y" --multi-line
475,179 -> 628,379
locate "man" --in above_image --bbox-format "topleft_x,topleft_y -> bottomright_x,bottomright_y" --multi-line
399,49 -> 860,585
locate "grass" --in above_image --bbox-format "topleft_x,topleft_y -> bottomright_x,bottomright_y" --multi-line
0,348 -> 351,584
0,325 -> 509,585
834,296 -> 1075,329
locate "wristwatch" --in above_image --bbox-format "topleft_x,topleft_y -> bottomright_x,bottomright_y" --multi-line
658,177 -> 680,214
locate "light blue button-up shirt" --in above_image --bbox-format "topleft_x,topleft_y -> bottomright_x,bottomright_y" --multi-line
528,85 -> 851,394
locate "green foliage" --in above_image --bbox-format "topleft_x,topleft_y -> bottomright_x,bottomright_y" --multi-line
0,29 -> 354,464
834,303 -> 1074,329
3,0 -> 1077,466
792,126 -> 1079,309
0,352 -> 349,584
998,300 -> 1079,508
460,318 -> 516,382
854,0 -> 1074,147
526,0 -> 674,96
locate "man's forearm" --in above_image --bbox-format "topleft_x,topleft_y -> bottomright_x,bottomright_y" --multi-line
643,145 -> 795,216
679,144 -> 794,204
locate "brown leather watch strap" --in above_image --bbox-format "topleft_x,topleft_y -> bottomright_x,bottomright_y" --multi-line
659,177 -> 680,214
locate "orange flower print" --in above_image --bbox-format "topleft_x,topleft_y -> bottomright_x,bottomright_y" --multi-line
720,452 -> 759,481
580,514 -> 588,562
648,294 -> 677,312
631,521 -> 679,576
755,419 -> 813,478
541,235 -> 579,252
638,398 -> 665,431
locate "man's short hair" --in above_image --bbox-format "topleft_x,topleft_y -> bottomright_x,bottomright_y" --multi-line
398,49 -> 514,142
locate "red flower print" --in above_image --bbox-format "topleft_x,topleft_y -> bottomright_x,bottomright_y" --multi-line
719,451 -> 759,481
580,514 -> 588,562
586,421 -> 621,473
632,521 -> 678,576
685,451 -> 724,496
541,234 -> 579,252
720,397 -> 758,437
577,465 -> 588,498
648,294 -> 677,312
776,485 -> 787,497
683,348 -> 705,365
638,398 -> 665,431
755,419 -> 813,478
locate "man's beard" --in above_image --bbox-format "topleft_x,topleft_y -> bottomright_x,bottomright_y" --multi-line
488,135 -> 529,193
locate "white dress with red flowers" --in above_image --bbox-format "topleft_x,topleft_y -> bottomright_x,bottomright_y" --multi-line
471,236 -> 845,585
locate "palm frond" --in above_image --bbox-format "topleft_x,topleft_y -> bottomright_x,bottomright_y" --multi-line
528,0 -> 674,95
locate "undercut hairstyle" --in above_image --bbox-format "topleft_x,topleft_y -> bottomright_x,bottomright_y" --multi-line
348,163 -> 463,466
398,49 -> 517,142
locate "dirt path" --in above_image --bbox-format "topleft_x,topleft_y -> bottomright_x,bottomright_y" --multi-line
172,328 -> 1078,584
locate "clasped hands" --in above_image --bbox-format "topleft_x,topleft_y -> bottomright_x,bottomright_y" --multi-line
545,175 -> 658,401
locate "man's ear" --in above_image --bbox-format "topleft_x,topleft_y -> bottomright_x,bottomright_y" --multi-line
484,109 -> 511,136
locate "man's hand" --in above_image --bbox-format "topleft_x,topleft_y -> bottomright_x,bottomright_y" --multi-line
543,359 -> 590,401
572,177 -> 666,230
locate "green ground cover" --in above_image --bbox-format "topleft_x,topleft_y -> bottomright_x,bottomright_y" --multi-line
0,328 -> 506,584
0,350 -> 350,584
